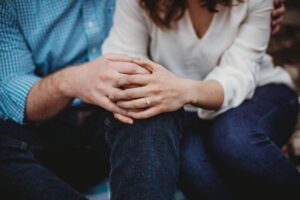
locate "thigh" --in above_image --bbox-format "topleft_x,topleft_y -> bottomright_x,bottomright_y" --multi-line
0,120 -> 88,199
179,113 -> 237,200
208,84 -> 300,195
0,106 -> 110,191
211,84 -> 298,148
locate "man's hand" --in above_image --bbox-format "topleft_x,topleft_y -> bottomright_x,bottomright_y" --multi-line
65,54 -> 148,116
272,0 -> 286,35
26,54 -> 148,124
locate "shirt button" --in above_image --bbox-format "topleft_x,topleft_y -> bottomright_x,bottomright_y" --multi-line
88,21 -> 95,28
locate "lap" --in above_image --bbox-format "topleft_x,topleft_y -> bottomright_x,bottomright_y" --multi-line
0,105 -> 111,191
180,84 -> 300,198
209,84 -> 298,149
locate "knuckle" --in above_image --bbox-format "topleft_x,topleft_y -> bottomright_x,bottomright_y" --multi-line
100,73 -> 110,82
129,66 -> 138,74
152,86 -> 162,95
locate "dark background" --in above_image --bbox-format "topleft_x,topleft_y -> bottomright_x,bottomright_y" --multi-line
268,0 -> 300,91
271,1 -> 300,170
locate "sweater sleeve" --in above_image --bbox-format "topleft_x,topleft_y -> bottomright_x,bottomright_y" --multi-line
198,0 -> 274,119
102,0 -> 150,58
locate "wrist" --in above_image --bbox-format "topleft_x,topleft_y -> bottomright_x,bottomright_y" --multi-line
55,66 -> 80,98
179,78 -> 204,105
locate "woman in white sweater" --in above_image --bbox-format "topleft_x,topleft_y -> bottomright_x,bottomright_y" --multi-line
103,0 -> 300,199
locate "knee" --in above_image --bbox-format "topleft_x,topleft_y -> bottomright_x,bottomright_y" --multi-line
106,110 -> 184,173
107,110 -> 184,146
208,113 -> 255,165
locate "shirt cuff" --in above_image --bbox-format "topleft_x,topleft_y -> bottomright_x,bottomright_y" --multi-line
0,74 -> 41,124
197,71 -> 234,120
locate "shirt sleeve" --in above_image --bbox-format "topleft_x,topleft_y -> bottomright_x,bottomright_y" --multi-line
0,1 -> 41,124
198,0 -> 274,119
102,0 -> 150,58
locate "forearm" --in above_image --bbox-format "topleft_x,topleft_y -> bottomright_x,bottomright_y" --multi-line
25,67 -> 75,122
184,79 -> 224,110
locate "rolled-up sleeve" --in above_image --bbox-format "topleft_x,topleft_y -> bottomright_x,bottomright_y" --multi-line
198,0 -> 274,119
0,1 -> 41,124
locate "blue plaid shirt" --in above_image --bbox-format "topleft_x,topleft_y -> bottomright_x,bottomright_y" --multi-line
0,0 -> 115,124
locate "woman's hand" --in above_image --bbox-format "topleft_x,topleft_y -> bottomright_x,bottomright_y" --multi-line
272,0 -> 286,35
109,59 -> 191,120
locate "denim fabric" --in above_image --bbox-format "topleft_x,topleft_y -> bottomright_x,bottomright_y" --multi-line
0,106 -> 184,200
106,110 -> 184,200
179,84 -> 300,200
0,106 -> 113,199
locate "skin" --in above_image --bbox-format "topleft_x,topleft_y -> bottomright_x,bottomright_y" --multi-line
272,0 -> 286,35
110,58 -> 224,120
26,54 -> 149,124
110,0 -> 287,123
25,0 -> 285,125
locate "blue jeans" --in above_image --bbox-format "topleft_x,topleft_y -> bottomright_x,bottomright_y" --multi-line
0,105 -> 183,200
106,110 -> 183,200
179,84 -> 300,200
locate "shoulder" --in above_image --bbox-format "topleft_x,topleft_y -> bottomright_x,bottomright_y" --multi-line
116,0 -> 142,10
115,0 -> 153,28
247,0 -> 273,12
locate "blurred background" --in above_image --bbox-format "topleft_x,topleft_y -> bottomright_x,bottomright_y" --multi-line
268,0 -> 300,171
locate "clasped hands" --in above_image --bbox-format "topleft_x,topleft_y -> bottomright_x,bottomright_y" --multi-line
108,57 -> 190,124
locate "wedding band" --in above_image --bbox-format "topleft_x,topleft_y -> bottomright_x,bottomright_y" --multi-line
144,97 -> 150,108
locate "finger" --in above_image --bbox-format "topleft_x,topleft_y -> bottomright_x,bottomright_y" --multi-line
117,97 -> 155,110
127,107 -> 161,120
272,3 -> 286,18
133,58 -> 160,72
109,61 -> 150,75
114,75 -> 152,88
110,86 -> 152,101
272,16 -> 283,27
274,0 -> 285,8
273,0 -> 280,6
97,96 -> 128,115
113,113 -> 134,124
272,25 -> 280,35
103,54 -> 134,62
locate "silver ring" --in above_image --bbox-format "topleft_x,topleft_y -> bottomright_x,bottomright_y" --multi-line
144,97 -> 150,108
